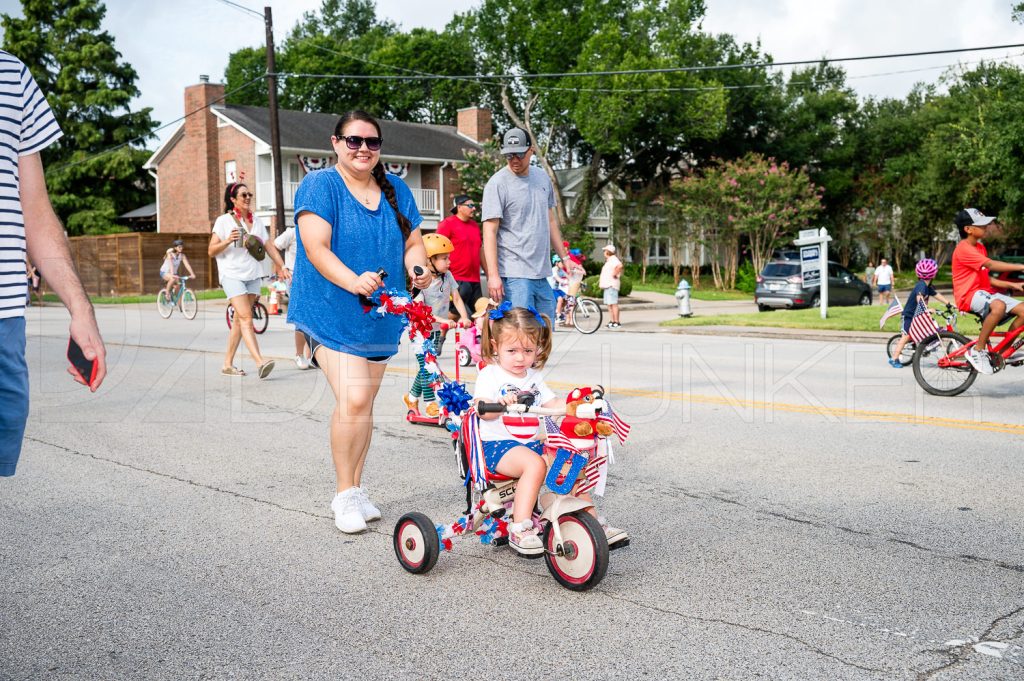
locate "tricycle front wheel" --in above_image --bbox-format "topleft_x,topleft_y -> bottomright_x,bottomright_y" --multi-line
393,512 -> 439,574
542,511 -> 608,591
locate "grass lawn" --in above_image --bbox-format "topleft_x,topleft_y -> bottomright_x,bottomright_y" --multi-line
662,304 -> 982,335
632,282 -> 751,300
41,288 -> 232,305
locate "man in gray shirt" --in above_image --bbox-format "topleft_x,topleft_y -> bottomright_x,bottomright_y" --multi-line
482,127 -> 576,323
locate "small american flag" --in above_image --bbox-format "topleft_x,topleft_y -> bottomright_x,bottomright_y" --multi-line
597,401 -> 631,444
543,416 -> 575,451
575,453 -> 608,495
908,297 -> 940,343
879,296 -> 903,329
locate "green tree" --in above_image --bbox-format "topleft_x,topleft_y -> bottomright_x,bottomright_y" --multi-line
2,0 -> 158,235
454,140 -> 503,205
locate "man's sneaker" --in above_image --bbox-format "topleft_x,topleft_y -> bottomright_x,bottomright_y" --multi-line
295,355 -> 311,370
402,393 -> 418,412
331,488 -> 368,534
354,486 -> 381,521
424,402 -> 440,417
888,358 -> 902,368
966,348 -> 994,375
508,520 -> 544,557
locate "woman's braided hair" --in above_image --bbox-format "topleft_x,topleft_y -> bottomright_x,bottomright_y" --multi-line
334,111 -> 412,241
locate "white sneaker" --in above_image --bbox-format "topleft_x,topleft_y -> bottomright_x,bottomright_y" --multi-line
355,486 -> 381,521
295,355 -> 311,370
508,519 -> 544,556
599,516 -> 628,546
331,488 -> 368,533
966,348 -> 994,375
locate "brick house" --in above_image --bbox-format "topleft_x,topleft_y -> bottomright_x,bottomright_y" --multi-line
144,79 -> 491,235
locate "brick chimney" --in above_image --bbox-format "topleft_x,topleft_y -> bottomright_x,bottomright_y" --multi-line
182,78 -> 225,228
457,106 -> 492,144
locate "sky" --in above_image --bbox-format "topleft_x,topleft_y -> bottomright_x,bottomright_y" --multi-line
2,0 -> 1023,147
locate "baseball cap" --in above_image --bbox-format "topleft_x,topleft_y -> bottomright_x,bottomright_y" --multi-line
603,244 -> 615,253
172,239 -> 184,246
500,127 -> 531,154
450,194 -> 472,215
954,208 -> 996,229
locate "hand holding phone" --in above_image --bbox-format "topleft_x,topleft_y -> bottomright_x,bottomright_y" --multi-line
67,337 -> 98,390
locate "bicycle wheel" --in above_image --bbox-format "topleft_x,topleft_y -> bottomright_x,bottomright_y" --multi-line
912,331 -> 977,396
571,298 -> 602,334
180,289 -> 198,320
252,302 -> 269,334
156,290 -> 173,318
225,304 -> 234,329
886,334 -> 915,366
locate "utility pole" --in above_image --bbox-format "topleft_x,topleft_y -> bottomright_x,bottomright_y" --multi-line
264,6 -> 285,239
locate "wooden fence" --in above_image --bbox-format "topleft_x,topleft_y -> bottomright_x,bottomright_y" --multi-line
66,233 -> 218,297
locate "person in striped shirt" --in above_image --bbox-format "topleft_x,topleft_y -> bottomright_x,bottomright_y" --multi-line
0,50 -> 106,477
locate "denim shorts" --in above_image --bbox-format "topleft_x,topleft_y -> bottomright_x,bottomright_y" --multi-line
0,317 -> 29,477
221,277 -> 262,299
603,287 -> 619,305
483,438 -> 543,473
878,284 -> 892,292
502,277 -> 555,324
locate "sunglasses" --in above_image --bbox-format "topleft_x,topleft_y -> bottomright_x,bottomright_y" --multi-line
504,151 -> 527,160
236,192 -> 252,199
460,202 -> 477,208
336,135 -> 383,151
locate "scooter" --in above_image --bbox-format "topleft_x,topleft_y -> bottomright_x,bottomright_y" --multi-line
393,396 -> 626,591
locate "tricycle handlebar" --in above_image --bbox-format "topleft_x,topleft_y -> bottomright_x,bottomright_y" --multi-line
476,400 -> 563,416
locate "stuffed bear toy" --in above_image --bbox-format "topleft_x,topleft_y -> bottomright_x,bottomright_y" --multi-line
560,386 -> 615,439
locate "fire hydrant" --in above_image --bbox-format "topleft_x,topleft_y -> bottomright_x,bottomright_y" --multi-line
674,279 -> 692,317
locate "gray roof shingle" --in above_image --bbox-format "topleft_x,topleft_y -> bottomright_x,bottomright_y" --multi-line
216,105 -> 483,161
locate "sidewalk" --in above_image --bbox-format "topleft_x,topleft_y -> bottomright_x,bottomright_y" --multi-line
589,290 -> 891,343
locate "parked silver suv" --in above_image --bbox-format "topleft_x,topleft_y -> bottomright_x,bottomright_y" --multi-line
755,259 -> 872,311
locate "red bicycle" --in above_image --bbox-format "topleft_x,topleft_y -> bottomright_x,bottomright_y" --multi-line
912,313 -> 1024,396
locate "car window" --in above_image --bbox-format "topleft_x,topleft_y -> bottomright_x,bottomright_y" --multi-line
836,266 -> 854,279
828,263 -> 840,278
761,263 -> 799,277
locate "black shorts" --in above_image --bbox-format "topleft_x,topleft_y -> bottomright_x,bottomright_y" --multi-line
450,280 -> 482,316
302,332 -> 392,369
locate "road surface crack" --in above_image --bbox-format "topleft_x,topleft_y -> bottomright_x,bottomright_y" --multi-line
598,591 -> 886,674
915,604 -> 1024,679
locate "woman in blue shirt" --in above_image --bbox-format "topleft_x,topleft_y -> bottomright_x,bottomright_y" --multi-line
289,111 -> 431,534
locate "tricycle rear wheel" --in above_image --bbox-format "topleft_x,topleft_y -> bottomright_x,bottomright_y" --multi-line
393,512 -> 439,574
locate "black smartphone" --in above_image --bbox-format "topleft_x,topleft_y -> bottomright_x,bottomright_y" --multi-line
67,337 -> 97,387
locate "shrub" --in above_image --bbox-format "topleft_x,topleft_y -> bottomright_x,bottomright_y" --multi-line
583,275 -> 632,297
735,261 -> 757,294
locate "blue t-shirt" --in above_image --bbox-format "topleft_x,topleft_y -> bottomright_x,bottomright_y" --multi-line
287,168 -> 422,358
901,281 -> 937,322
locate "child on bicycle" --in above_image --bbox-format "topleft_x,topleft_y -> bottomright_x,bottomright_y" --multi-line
888,258 -> 952,368
475,303 -> 625,556
160,239 -> 195,300
403,233 -> 471,417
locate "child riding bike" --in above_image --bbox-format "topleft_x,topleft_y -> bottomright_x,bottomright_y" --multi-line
474,303 -> 625,556
888,258 -> 951,368
950,208 -> 1024,374
403,233 -> 471,417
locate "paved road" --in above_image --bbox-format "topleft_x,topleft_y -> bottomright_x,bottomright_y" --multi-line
2,302 -> 1022,679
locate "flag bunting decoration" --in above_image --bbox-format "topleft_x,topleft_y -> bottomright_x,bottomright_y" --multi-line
908,297 -> 940,343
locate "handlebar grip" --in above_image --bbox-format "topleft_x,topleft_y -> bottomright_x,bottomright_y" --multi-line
358,269 -> 389,307
476,401 -> 507,414
413,265 -> 424,276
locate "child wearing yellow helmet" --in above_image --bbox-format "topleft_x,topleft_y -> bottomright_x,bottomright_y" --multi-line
402,232 -> 472,417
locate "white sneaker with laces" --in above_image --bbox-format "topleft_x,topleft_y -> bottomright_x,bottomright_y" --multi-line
331,488 -> 368,533
295,355 -> 311,370
966,348 -> 994,375
599,516 -> 628,545
355,486 -> 381,521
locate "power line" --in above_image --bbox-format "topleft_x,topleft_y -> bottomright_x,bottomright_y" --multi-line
212,0 -> 263,19
47,74 -> 266,174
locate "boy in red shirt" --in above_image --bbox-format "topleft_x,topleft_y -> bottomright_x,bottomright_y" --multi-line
951,208 -> 1024,374
436,194 -> 483,317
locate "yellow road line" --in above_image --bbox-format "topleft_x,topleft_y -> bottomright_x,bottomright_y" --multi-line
389,367 -> 1024,436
